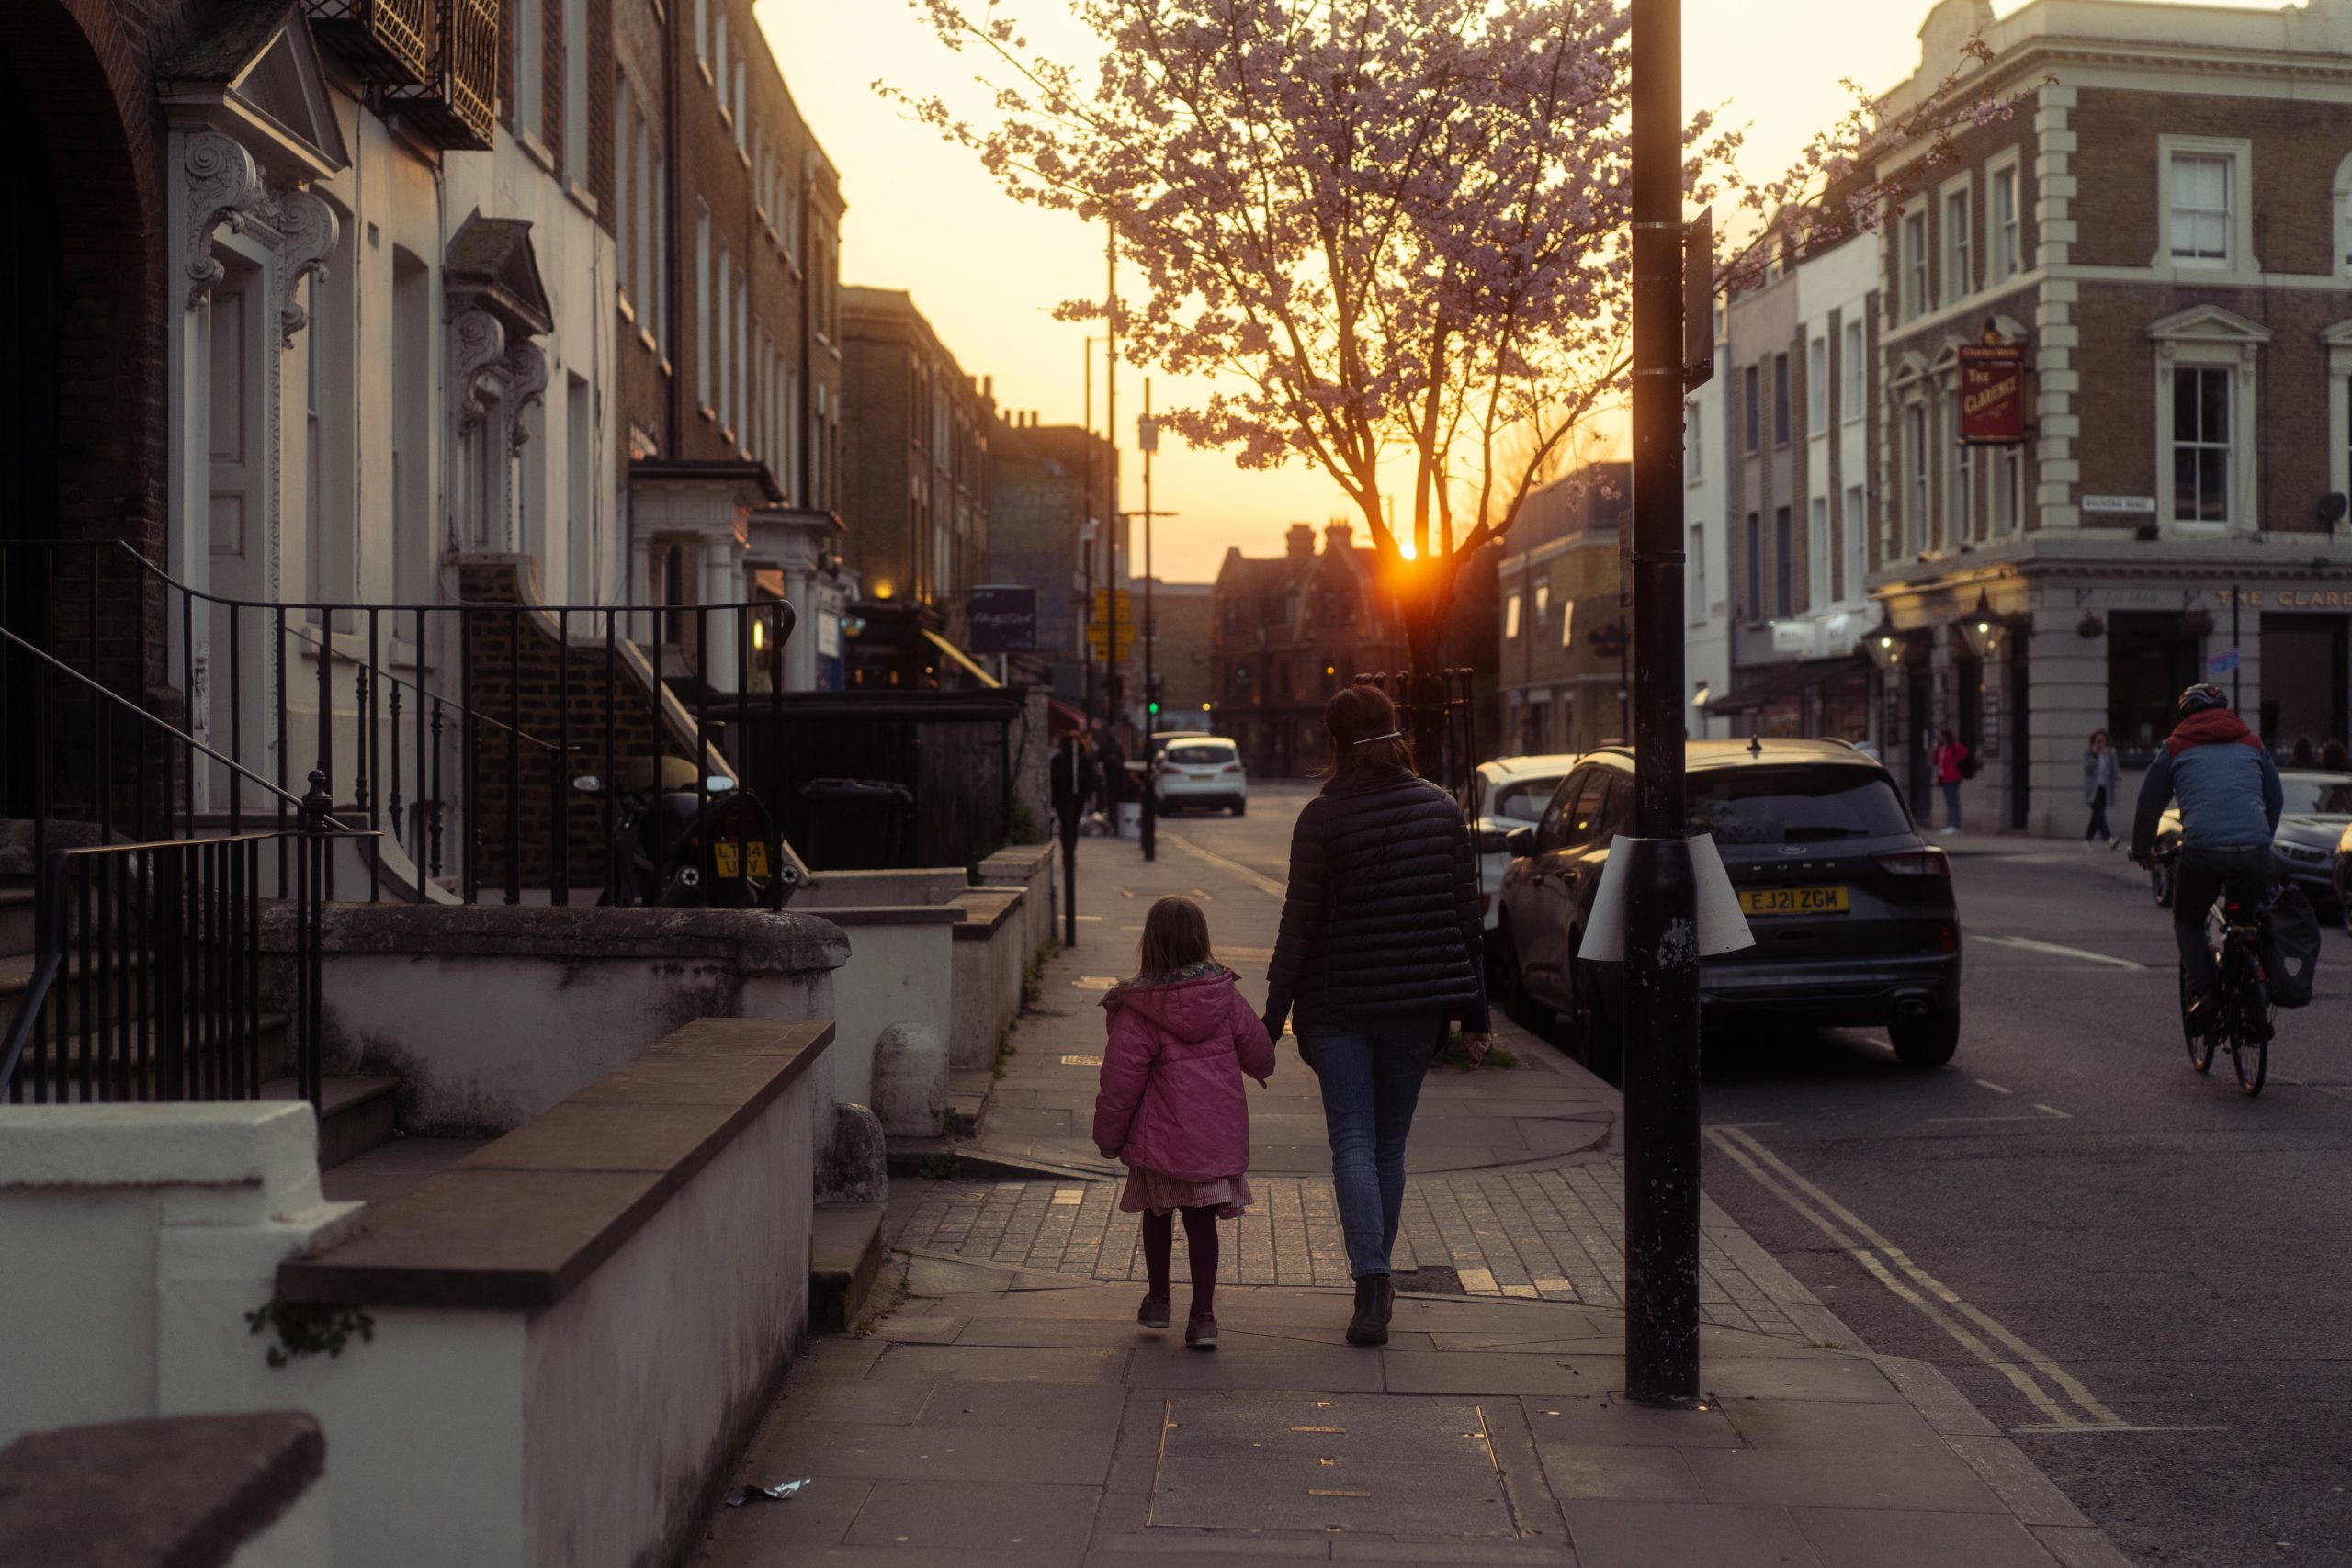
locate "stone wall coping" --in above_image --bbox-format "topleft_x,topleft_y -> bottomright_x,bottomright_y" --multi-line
256,902 -> 849,974
791,903 -> 965,928
0,1412 -> 324,1568
276,1019 -> 834,1311
949,888 -> 1022,940
0,1102 -> 316,1191
975,843 -> 1054,879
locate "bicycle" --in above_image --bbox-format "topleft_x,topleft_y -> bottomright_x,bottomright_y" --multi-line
2181,890 -> 2273,1097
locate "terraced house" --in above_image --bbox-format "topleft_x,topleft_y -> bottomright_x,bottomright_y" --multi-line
1867,0 -> 2352,833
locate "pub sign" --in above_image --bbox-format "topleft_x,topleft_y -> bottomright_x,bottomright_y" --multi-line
1958,341 -> 2027,446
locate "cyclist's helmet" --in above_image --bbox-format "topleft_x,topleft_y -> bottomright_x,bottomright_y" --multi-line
2177,682 -> 2231,718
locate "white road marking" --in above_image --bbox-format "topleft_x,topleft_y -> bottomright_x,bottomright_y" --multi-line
1076,915 -> 1104,923
1975,935 -> 2144,970
1706,1124 -> 2127,1431
1191,888 -> 1216,901
1973,1079 -> 2013,1095
1928,1102 -> 2068,1125
1162,831 -> 1286,897
2032,1103 -> 2072,1120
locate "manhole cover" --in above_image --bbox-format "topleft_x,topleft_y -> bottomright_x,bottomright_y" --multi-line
1148,1394 -> 1513,1537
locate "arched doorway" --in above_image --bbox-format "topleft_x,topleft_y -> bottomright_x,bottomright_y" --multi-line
0,0 -> 165,818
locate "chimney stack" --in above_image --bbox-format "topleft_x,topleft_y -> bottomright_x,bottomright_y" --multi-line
1286,524 -> 1317,563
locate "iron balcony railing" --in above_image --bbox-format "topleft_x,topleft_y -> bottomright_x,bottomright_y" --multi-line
0,541 -> 800,914
306,0 -> 435,87
388,0 -> 499,151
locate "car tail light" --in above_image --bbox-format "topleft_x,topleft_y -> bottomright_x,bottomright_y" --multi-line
1939,921 -> 1957,953
1480,894 -> 1492,914
1874,848 -> 1951,878
1222,763 -> 1242,774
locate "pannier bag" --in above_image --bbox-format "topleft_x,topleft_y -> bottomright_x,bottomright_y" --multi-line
2261,882 -> 2323,1010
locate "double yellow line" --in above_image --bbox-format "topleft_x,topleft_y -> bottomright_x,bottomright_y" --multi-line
1705,1124 -> 2127,1432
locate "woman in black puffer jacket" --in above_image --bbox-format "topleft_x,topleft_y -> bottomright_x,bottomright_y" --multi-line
1261,684 -> 1491,1347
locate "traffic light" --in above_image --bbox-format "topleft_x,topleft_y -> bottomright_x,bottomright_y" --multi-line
1145,671 -> 1165,718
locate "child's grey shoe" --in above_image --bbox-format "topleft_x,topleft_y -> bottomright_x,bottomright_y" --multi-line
1138,1294 -> 1172,1330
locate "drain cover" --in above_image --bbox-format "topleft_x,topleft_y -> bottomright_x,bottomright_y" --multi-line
1149,1394 -> 1513,1537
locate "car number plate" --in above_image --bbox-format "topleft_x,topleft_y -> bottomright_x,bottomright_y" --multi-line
712,841 -> 771,879
1738,886 -> 1849,917
1190,772 -> 1216,782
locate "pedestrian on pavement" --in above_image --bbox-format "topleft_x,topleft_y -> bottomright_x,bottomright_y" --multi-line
1096,726 -> 1127,833
2324,739 -> 2350,771
2082,729 -> 2122,850
1933,728 -> 1970,834
1093,896 -> 1275,1351
2290,736 -> 2317,769
1262,683 -> 1491,1348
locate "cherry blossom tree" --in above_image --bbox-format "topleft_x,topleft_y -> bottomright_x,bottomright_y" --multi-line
888,1 -> 2030,721
891,0 -> 1641,688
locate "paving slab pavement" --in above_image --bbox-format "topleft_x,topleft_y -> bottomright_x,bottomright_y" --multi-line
691,811 -> 2136,1566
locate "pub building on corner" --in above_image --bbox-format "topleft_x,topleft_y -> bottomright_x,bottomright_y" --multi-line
1855,0 -> 2352,835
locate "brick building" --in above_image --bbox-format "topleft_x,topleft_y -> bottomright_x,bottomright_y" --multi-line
988,414 -> 1119,705
1496,464 -> 1634,757
1862,0 -> 2352,832
1210,522 -> 1406,776
1142,580 -> 1216,728
838,287 -> 997,685
612,0 -> 848,691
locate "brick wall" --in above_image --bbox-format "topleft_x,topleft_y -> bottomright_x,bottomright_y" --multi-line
2072,87 -> 2346,276
457,558 -> 725,897
2,0 -> 203,697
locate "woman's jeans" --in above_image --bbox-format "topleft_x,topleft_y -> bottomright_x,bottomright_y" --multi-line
1941,779 -> 1962,830
1300,1010 -> 1443,1279
2086,785 -> 2110,842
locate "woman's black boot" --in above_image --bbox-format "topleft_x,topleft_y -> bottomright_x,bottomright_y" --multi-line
1347,1273 -> 1393,1347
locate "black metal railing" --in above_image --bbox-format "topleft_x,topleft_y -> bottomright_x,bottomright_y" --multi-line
0,627 -> 358,1109
0,829 -> 336,1108
0,541 -> 798,913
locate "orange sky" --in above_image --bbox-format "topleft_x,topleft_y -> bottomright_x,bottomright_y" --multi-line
752,0 -> 2280,582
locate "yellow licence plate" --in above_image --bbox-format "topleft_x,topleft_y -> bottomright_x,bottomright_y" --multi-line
712,841 -> 771,879
1739,886 -> 1850,917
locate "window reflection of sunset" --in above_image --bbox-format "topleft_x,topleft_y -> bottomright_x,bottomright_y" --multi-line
755,0 -> 2281,581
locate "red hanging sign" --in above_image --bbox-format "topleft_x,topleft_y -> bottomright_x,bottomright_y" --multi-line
1958,343 -> 2027,446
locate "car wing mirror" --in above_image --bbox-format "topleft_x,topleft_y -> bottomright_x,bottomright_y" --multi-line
1505,827 -> 1536,859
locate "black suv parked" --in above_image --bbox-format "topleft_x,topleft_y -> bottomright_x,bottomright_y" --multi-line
1493,739 -> 1962,1077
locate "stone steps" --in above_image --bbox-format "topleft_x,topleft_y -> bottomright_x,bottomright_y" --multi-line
808,1202 -> 887,1334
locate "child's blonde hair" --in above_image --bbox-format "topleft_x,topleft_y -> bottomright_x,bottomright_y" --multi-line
1136,896 -> 1214,981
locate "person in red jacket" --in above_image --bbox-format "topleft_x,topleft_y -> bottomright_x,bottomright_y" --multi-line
1093,896 -> 1275,1349
1932,728 -> 1971,834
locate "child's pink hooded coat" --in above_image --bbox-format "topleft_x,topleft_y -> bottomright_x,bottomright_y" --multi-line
1092,971 -> 1275,1179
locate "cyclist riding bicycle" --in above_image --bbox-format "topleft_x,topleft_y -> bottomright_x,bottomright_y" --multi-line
2130,683 -> 2283,1039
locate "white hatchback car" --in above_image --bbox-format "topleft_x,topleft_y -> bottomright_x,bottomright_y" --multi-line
1461,754 -> 1580,938
1152,734 -> 1250,816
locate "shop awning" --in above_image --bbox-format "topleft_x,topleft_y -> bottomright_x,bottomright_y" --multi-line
922,628 -> 1002,690
1702,653 -> 1870,716
1048,698 -> 1087,737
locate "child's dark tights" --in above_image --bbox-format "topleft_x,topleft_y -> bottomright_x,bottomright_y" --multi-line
1141,1207 -> 1220,1318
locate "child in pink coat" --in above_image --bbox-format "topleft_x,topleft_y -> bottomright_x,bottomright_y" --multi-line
1093,896 -> 1275,1349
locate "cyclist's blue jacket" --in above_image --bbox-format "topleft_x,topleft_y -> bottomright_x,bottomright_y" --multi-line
2130,709 -> 2283,862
